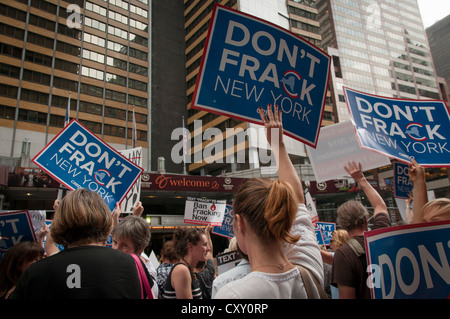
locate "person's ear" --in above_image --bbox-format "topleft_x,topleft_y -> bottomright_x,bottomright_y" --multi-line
234,214 -> 245,234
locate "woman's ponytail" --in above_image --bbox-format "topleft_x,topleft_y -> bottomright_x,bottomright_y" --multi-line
264,180 -> 300,244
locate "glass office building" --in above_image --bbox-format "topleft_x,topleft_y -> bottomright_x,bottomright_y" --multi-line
317,0 -> 441,122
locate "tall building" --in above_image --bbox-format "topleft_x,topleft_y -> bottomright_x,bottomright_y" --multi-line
426,14 -> 450,102
0,0 -> 151,168
287,0 -> 336,126
184,0 -> 240,176
317,0 -> 442,123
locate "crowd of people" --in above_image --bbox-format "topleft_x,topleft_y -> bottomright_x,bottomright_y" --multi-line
0,104 -> 449,299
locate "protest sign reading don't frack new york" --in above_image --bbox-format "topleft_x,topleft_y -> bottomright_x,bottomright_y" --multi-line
192,4 -> 331,148
344,87 -> 450,167
32,119 -> 143,211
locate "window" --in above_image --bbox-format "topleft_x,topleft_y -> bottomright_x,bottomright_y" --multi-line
29,14 -> 56,32
19,109 -> 47,124
25,50 -> 52,67
54,58 -> 79,74
0,63 -> 20,78
0,104 -> 15,120
82,66 -> 104,81
28,32 -> 54,49
53,76 -> 78,91
83,33 -> 106,47
82,48 -> 105,63
0,84 -> 18,99
21,89 -> 49,105
22,69 -> 51,85
0,23 -> 25,40
56,40 -> 80,57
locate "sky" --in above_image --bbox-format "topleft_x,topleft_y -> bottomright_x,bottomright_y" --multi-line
417,0 -> 450,28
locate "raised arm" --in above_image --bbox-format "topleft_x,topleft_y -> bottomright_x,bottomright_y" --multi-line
258,104 -> 304,204
405,191 -> 414,224
344,161 -> 387,215
259,105 -> 323,285
408,158 -> 428,223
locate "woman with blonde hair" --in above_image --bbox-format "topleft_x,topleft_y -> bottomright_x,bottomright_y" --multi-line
418,198 -> 450,222
215,104 -> 324,299
320,229 -> 351,265
408,158 -> 450,223
10,189 -> 144,299
320,229 -> 350,299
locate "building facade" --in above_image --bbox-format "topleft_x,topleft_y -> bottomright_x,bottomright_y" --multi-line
317,0 -> 442,122
426,14 -> 450,102
0,0 -> 153,170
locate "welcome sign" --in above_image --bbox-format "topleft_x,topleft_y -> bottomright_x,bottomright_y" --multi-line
32,119 -> 143,211
344,87 -> 450,167
192,4 -> 331,147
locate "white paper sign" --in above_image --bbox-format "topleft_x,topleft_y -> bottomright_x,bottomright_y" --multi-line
119,147 -> 143,213
184,197 -> 226,226
304,188 -> 319,224
29,210 -> 46,234
306,121 -> 390,182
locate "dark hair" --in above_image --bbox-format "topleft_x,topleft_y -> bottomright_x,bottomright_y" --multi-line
233,178 -> 300,244
0,242 -> 44,298
172,227 -> 205,258
161,240 -> 180,263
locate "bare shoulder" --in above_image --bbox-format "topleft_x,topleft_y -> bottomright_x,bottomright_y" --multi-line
171,263 -> 190,277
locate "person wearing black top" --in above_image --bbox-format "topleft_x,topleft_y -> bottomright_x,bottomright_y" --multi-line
10,189 -> 142,299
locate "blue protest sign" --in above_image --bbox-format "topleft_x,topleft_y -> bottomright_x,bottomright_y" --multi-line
32,119 -> 143,211
315,222 -> 336,246
0,210 -> 37,259
344,87 -> 450,167
393,162 -> 413,199
365,220 -> 450,299
315,228 -> 325,246
212,204 -> 234,238
192,4 -> 331,147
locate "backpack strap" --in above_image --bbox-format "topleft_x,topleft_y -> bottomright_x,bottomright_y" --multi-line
296,265 -> 328,299
347,237 -> 365,257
